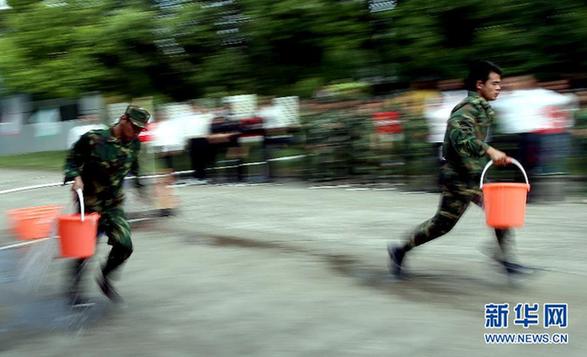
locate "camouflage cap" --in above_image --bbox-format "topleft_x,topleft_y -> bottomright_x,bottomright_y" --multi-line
125,105 -> 150,128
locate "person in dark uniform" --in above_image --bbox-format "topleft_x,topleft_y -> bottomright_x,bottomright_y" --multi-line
388,61 -> 529,277
64,105 -> 150,306
208,113 -> 244,182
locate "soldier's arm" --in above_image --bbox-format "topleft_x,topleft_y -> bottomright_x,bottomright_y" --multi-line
486,146 -> 510,166
64,133 -> 91,185
130,140 -> 144,190
448,105 -> 490,158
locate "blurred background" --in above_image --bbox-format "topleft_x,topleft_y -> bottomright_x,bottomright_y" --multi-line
1,2 -> 587,355
0,0 -> 586,199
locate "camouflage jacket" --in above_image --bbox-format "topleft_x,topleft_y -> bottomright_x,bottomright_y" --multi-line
442,91 -> 493,181
64,129 -> 141,213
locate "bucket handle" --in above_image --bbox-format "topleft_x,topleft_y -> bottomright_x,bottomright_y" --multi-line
75,188 -> 85,222
480,158 -> 530,190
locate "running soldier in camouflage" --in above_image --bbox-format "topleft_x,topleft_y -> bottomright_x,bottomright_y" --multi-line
64,105 -> 150,306
388,61 -> 530,277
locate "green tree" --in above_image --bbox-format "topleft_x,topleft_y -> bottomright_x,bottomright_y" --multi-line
238,0 -> 394,96
0,0 -> 194,99
2,0 -> 585,100
389,0 -> 587,80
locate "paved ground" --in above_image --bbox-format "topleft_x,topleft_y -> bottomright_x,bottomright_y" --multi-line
0,169 -> 586,356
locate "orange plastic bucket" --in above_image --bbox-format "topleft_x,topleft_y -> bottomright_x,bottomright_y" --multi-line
480,159 -> 531,228
57,189 -> 100,258
7,205 -> 63,240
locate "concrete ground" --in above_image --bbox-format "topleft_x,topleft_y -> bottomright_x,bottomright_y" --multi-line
0,169 -> 585,356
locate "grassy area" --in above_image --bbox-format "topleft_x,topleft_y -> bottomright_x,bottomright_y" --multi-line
1,147 -> 585,180
0,146 -> 301,175
0,151 -> 67,171
0,150 -> 158,174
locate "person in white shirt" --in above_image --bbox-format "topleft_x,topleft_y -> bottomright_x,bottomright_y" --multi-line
66,114 -> 107,149
184,101 -> 214,182
257,98 -> 291,181
152,107 -> 185,171
151,107 -> 185,215
492,76 -> 573,178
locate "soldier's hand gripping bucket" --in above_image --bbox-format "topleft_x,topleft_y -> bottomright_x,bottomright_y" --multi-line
480,158 -> 531,228
57,189 -> 100,258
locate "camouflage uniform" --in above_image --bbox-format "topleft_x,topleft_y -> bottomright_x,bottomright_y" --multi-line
64,123 -> 144,302
303,109 -> 348,180
400,110 -> 431,178
573,108 -> 587,175
64,128 -> 141,251
407,91 -> 511,249
303,107 -> 375,181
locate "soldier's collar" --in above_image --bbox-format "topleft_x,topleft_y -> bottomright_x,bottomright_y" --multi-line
107,127 -> 121,143
467,90 -> 480,98
467,91 -> 491,109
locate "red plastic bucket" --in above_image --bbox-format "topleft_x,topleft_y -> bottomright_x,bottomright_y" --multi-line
7,205 -> 62,240
480,159 -> 531,228
57,189 -> 99,258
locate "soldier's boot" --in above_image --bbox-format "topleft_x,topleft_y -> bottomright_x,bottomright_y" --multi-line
494,229 -> 534,276
497,260 -> 535,275
97,272 -> 123,303
67,258 -> 94,307
387,244 -> 406,278
97,246 -> 130,303
68,292 -> 94,308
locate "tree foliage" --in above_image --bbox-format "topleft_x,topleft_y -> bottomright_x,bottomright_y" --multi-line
389,0 -> 587,81
0,0 -> 585,100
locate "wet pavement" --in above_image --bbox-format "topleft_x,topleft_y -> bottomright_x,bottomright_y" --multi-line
0,168 -> 586,356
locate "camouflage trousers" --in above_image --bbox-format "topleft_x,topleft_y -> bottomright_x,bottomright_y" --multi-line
69,208 -> 133,294
98,208 -> 133,252
407,166 -> 511,250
